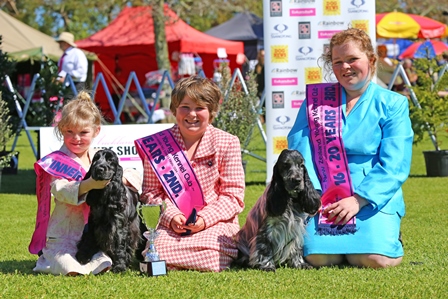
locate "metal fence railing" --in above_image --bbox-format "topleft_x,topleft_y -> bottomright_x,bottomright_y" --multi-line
4,69 -> 266,161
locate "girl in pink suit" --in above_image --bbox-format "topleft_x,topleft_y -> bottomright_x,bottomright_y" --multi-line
139,76 -> 245,272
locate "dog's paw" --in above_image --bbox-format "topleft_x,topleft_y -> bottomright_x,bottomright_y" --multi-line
299,262 -> 314,269
75,253 -> 91,265
259,265 -> 276,272
111,263 -> 127,273
289,261 -> 314,269
257,261 -> 276,272
289,254 -> 313,269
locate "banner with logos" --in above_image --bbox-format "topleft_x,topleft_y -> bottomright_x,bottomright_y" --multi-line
263,0 -> 376,182
39,124 -> 173,176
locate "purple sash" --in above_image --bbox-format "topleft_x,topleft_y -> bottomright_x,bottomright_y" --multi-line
29,151 -> 88,254
306,83 -> 356,235
134,129 -> 205,219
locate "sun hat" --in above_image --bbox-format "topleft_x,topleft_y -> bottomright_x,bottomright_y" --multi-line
55,32 -> 77,48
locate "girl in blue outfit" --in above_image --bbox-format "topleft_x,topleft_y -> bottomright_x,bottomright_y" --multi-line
287,28 -> 413,268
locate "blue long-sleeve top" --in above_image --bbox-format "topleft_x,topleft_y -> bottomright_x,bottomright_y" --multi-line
287,82 -> 413,216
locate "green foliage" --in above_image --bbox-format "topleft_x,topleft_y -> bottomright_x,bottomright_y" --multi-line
0,36 -> 18,131
2,1 -> 264,79
24,59 -> 73,127
409,58 -> 448,149
213,66 -> 260,147
11,1 -> 138,38
0,36 -> 19,169
0,92 -> 14,151
5,0 -> 263,38
375,0 -> 448,27
5,65 -> 72,128
0,93 -> 14,151
0,93 -> 16,169
180,1 -> 263,32
0,34 -> 71,129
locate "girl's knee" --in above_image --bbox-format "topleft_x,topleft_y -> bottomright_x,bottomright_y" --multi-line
346,254 -> 402,268
305,254 -> 344,267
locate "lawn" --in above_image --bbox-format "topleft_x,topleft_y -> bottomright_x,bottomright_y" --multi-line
0,128 -> 447,299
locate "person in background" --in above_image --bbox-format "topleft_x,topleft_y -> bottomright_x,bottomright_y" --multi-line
254,49 -> 265,98
30,91 -> 141,275
376,44 -> 404,91
254,49 -> 265,123
402,58 -> 418,86
288,28 -> 413,268
135,76 -> 245,272
56,32 -> 88,92
437,51 -> 448,66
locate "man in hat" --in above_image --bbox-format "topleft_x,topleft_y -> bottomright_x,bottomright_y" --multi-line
56,32 -> 88,92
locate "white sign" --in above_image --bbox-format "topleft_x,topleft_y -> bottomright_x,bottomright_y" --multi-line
39,123 -> 174,175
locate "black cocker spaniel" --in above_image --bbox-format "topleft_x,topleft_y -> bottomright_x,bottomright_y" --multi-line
76,149 -> 143,272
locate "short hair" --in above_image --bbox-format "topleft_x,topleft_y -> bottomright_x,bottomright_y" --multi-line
442,51 -> 448,60
170,76 -> 222,121
320,28 -> 377,80
54,91 -> 103,140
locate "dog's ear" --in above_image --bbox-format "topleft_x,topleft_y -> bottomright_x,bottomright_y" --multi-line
84,151 -> 102,180
302,167 -> 322,215
115,164 -> 124,182
266,163 -> 289,217
84,169 -> 92,180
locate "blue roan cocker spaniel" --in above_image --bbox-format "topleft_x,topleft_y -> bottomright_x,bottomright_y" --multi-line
235,149 -> 321,271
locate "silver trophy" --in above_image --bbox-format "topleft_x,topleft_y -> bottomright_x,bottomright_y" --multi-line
138,203 -> 167,276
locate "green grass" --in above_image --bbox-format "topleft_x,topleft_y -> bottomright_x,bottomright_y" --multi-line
0,129 -> 447,299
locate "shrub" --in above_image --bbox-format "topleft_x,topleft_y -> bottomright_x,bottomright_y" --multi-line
213,65 -> 261,148
409,58 -> 448,150
0,93 -> 15,169
0,34 -> 71,129
0,36 -> 18,132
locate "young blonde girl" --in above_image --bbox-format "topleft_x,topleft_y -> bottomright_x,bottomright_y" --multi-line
30,91 -> 141,275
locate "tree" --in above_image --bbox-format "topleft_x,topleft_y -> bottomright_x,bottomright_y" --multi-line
168,0 -> 262,32
147,0 -> 171,72
375,0 -> 448,25
141,0 -> 263,70
0,0 -> 146,38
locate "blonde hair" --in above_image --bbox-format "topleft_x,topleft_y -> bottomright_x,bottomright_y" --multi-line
54,91 -> 103,140
170,76 -> 222,121
320,28 -> 377,80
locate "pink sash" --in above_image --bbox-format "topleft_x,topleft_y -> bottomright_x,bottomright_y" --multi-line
29,151 -> 89,254
135,129 -> 205,219
306,83 -> 356,235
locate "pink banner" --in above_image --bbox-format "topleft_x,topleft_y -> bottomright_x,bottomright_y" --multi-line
306,83 -> 356,234
135,130 -> 205,218
30,151 -> 88,254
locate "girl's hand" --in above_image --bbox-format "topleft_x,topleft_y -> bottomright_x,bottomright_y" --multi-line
323,195 -> 368,225
170,214 -> 188,235
79,177 -> 110,196
183,216 -> 205,234
122,176 -> 139,193
122,177 -> 129,186
170,215 -> 206,235
84,177 -> 110,191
